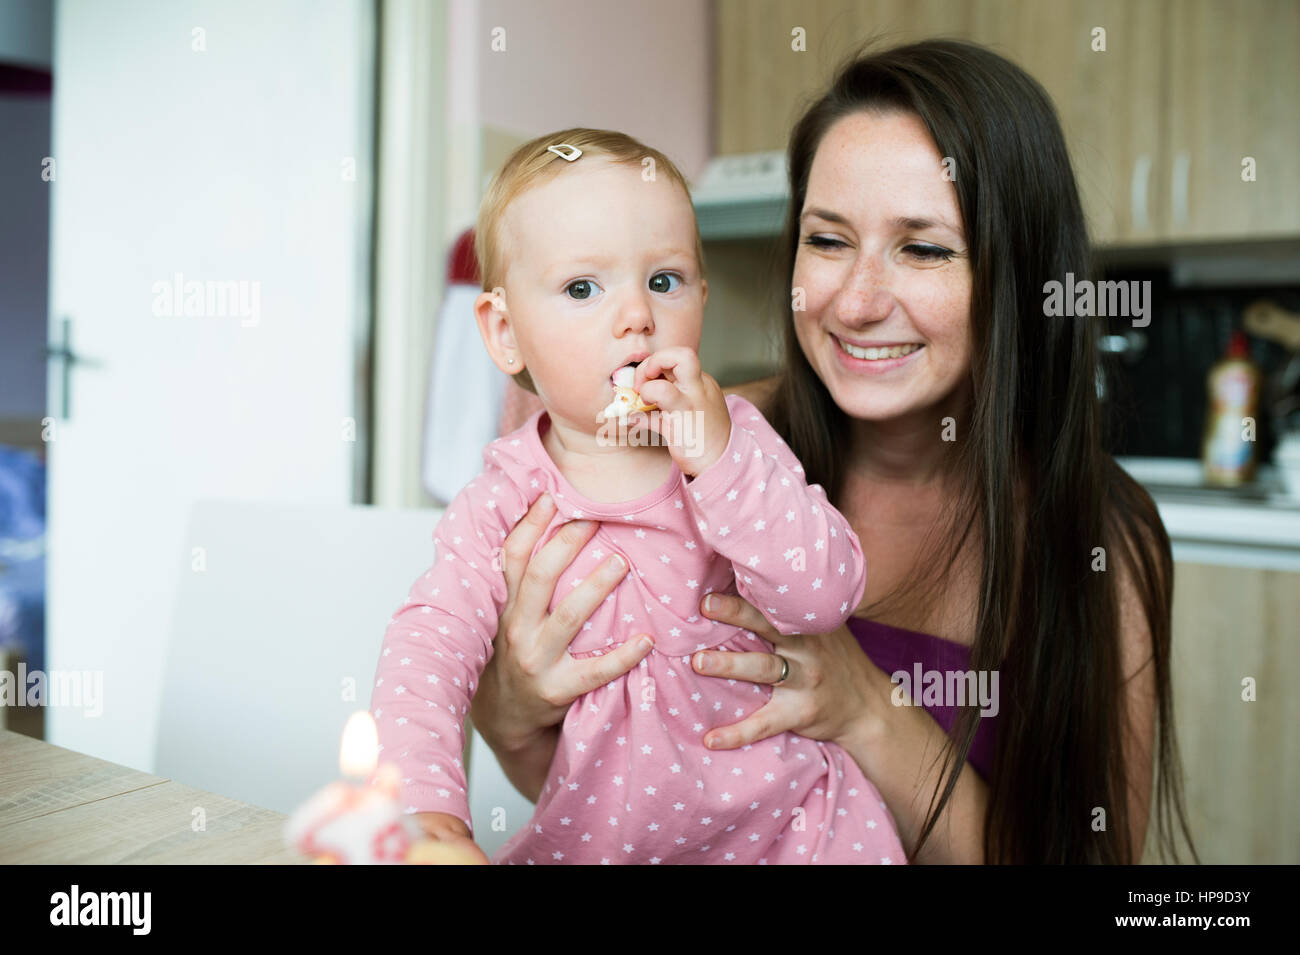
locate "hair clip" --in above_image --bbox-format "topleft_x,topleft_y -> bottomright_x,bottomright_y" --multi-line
546,143 -> 583,162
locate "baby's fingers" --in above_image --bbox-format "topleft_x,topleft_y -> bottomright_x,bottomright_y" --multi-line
636,347 -> 700,391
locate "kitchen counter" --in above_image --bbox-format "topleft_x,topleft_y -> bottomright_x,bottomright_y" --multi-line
1119,458 -> 1300,570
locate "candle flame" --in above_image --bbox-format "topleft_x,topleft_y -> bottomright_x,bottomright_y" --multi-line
339,711 -> 379,778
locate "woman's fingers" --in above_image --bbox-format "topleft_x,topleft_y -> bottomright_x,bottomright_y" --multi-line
692,648 -> 788,685
561,633 -> 656,701
703,700 -> 796,751
693,591 -> 808,750
537,548 -> 632,659
508,516 -> 599,648
699,592 -> 781,642
499,493 -> 556,606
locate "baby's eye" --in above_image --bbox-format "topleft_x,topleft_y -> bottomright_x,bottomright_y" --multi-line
649,272 -> 682,293
566,279 -> 603,300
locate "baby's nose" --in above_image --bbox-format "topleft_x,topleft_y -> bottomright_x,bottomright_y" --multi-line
614,287 -> 656,335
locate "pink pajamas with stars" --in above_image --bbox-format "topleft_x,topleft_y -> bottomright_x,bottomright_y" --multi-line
371,394 -> 907,864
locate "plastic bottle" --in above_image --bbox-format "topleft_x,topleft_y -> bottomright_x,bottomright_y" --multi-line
1201,330 -> 1262,487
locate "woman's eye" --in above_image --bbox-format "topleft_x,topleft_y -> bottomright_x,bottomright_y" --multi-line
803,235 -> 846,250
649,272 -> 681,293
565,279 -> 602,300
905,244 -> 954,262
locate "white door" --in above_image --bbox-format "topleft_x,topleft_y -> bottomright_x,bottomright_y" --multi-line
45,0 -> 374,770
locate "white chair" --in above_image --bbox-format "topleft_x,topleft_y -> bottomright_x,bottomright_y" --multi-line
155,498 -> 534,857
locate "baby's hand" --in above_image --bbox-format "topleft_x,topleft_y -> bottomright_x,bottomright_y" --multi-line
632,347 -> 731,477
408,812 -> 491,865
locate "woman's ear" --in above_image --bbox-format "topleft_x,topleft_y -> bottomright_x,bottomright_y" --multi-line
474,287 -> 523,376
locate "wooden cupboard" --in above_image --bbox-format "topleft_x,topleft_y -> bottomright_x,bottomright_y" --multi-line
712,0 -> 1300,245
1146,561 -> 1300,864
1164,0 -> 1300,241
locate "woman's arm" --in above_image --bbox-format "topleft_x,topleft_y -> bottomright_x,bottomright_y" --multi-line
834,652 -> 991,864
693,592 -> 989,864
468,493 -> 654,801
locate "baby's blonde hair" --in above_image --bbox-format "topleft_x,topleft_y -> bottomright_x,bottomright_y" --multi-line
475,127 -> 705,395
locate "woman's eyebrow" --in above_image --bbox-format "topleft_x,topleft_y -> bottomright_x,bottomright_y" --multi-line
890,214 -> 959,234
802,207 -> 960,235
801,207 -> 851,226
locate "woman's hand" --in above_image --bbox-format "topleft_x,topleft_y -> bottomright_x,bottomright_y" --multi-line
691,591 -> 886,751
469,493 -> 655,797
694,590 -> 991,864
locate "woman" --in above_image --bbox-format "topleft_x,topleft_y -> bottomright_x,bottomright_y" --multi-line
468,39 -> 1198,864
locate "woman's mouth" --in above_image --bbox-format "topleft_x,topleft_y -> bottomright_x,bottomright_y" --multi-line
832,334 -> 925,372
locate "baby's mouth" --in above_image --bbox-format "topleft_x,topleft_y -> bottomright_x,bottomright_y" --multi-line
609,360 -> 642,388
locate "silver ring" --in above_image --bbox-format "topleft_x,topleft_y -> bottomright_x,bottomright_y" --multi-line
774,654 -> 790,685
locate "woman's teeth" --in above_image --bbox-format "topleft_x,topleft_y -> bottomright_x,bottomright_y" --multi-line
835,337 -> 923,361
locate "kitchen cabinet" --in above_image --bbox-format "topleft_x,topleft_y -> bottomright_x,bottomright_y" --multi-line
712,0 -> 1300,245
1164,0 -> 1300,241
1150,561 -> 1300,864
966,0 -> 1168,245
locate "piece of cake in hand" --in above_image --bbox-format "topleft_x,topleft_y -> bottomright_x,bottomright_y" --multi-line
599,363 -> 657,421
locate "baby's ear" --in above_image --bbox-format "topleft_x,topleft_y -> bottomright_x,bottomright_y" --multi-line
474,287 -> 522,375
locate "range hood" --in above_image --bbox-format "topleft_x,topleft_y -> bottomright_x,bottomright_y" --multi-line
690,151 -> 789,239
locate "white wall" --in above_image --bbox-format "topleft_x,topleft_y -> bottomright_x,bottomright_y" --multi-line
476,0 -> 712,182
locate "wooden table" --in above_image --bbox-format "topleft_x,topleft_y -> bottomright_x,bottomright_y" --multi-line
0,730 -> 305,864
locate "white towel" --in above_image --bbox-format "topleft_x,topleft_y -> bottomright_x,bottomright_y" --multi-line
422,282 -> 506,505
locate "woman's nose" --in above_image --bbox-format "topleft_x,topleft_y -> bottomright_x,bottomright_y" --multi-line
836,253 -> 894,325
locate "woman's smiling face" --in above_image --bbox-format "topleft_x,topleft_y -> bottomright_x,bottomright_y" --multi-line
793,109 -> 973,425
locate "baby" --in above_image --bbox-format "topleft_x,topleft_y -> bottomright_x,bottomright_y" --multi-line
370,128 -> 906,865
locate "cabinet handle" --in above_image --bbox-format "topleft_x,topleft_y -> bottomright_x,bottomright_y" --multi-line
1131,154 -> 1152,232
1171,151 -> 1191,229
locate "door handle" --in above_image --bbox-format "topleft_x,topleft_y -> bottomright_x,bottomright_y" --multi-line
45,316 -> 100,420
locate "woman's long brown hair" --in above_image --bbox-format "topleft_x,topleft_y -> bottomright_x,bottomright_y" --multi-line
763,39 -> 1199,864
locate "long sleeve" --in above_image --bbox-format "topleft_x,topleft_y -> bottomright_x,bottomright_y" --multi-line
682,394 -> 866,635
369,467 -> 525,832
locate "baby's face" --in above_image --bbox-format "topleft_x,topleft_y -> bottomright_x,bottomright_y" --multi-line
499,157 -> 707,432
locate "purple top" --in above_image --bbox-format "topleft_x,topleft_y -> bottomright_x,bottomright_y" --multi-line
847,616 -> 999,782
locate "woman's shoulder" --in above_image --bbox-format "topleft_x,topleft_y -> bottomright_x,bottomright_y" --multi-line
1102,456 -> 1173,605
722,375 -> 781,416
